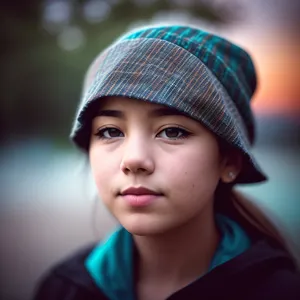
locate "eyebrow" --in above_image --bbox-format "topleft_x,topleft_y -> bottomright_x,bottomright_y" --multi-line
95,107 -> 186,119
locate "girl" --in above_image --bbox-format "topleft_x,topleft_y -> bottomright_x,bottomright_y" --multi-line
34,25 -> 300,300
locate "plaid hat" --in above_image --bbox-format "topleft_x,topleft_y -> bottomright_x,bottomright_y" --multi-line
70,25 -> 267,184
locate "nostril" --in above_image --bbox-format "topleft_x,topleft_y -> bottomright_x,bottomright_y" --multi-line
120,157 -> 155,175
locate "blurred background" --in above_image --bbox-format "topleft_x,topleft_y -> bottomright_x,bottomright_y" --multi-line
1,0 -> 300,299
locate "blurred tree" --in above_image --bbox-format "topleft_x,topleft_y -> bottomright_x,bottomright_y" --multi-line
0,0 -> 241,147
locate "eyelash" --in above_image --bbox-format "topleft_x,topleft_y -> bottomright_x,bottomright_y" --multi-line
94,126 -> 191,140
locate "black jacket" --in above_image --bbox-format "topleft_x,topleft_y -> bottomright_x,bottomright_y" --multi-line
33,238 -> 300,300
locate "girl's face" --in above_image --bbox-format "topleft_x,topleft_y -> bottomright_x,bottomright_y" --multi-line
89,97 -> 233,235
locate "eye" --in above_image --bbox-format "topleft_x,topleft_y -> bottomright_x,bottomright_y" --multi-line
94,127 -> 124,139
157,127 -> 191,139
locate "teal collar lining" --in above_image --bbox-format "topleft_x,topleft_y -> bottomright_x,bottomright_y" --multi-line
85,227 -> 135,300
85,214 -> 251,300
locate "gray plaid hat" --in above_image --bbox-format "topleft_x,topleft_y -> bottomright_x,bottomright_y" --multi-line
70,25 -> 267,184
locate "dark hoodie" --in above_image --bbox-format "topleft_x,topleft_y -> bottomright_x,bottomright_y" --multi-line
33,213 -> 300,300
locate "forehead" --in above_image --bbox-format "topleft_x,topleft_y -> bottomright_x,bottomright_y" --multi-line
93,96 -> 214,134
96,96 -> 191,120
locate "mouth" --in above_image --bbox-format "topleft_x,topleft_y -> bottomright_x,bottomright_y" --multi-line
119,186 -> 163,207
120,186 -> 162,196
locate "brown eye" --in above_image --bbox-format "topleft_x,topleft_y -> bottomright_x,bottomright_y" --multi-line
95,127 -> 124,139
157,127 -> 191,139
165,128 -> 181,138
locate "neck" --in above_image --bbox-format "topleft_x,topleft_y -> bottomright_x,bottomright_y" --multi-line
133,204 -> 220,288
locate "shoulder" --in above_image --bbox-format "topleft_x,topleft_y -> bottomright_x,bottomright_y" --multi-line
247,267 -> 300,300
240,239 -> 300,299
207,237 -> 300,299
32,243 -> 108,300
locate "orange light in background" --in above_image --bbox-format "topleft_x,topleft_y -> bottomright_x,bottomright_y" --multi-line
243,31 -> 300,115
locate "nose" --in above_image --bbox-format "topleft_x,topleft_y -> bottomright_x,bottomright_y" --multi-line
120,135 -> 155,175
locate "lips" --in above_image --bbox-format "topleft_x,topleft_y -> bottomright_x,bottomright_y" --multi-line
120,186 -> 162,196
120,186 -> 163,207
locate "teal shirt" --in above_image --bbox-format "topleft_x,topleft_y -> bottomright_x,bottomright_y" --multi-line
85,214 -> 251,300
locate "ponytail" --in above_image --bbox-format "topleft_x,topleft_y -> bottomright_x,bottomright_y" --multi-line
232,189 -> 300,270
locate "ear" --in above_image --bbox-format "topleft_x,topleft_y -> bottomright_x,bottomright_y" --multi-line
220,149 -> 243,183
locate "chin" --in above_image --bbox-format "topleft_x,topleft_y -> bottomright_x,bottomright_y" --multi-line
119,214 -> 172,236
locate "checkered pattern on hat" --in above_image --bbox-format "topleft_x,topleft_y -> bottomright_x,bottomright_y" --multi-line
70,25 -> 267,184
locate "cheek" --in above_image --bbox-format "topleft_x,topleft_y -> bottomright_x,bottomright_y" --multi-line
164,145 -> 221,199
89,147 -> 120,196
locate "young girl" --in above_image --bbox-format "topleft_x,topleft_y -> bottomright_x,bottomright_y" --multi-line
33,25 -> 300,300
